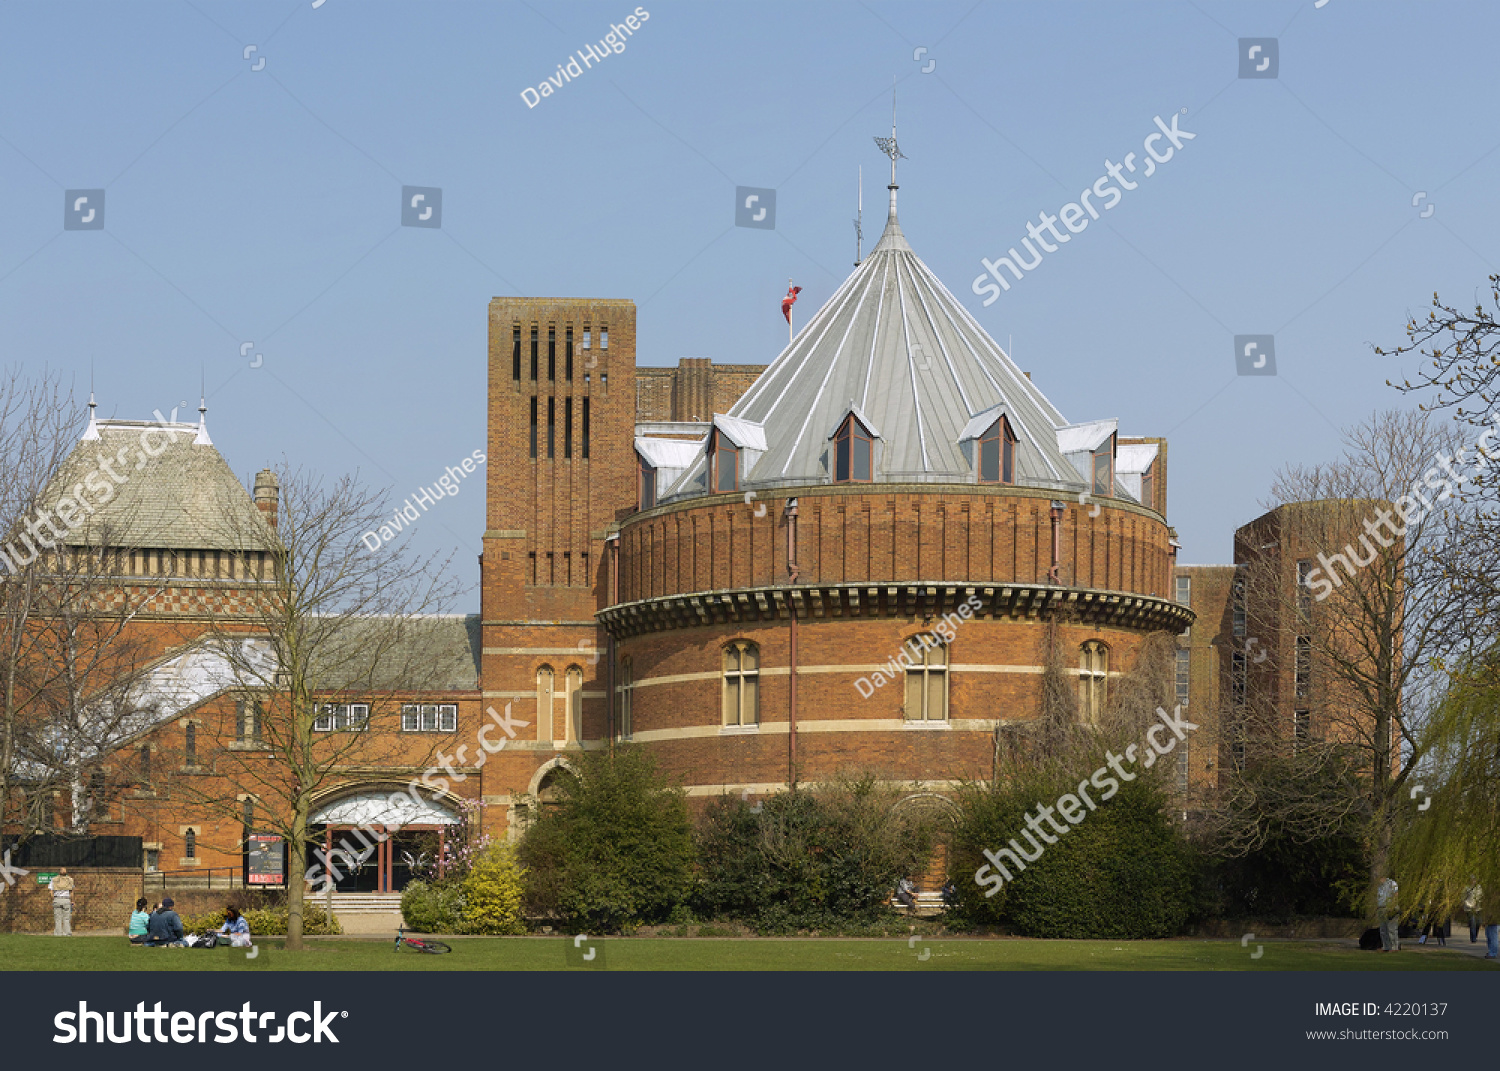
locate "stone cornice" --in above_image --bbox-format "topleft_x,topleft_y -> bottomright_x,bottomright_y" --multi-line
598,581 -> 1194,640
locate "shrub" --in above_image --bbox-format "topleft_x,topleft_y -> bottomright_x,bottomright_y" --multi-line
400,880 -> 465,933
518,747 -> 695,932
461,841 -> 527,934
694,776 -> 939,933
177,906 -> 341,936
950,766 -> 1196,939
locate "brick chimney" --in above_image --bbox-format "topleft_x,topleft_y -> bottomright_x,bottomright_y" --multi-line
253,469 -> 279,529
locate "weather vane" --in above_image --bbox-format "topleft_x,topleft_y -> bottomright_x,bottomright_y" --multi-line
872,77 -> 906,188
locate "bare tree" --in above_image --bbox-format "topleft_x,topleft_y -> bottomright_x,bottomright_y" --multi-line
1205,410 -> 1469,910
178,466 -> 465,950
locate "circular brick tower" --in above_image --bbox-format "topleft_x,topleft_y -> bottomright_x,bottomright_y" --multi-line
604,177 -> 1189,801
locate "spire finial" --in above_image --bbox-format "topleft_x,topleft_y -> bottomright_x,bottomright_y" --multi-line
82,364 -> 101,441
872,76 -> 906,220
854,165 -> 864,266
194,371 -> 212,446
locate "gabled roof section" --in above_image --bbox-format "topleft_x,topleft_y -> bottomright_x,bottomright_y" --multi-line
41,417 -> 278,552
957,403 -> 1012,444
711,413 -> 767,452
827,403 -> 882,441
636,436 -> 705,470
1056,419 -> 1118,456
1116,441 -> 1159,474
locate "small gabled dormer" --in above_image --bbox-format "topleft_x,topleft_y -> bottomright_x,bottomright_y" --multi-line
828,406 -> 881,483
958,406 -> 1018,485
707,414 -> 767,495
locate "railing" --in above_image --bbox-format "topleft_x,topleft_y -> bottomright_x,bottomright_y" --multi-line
141,867 -> 246,895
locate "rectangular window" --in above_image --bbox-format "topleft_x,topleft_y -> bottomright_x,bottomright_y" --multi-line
640,458 -> 656,510
237,699 -> 261,744
1231,651 -> 1246,707
1297,559 -> 1313,619
1092,440 -> 1113,497
530,327 -> 538,380
547,397 -> 556,459
564,398 -> 573,459
184,724 -> 196,766
1232,577 -> 1246,638
242,797 -> 254,829
1175,575 -> 1191,639
582,328 -> 591,350
139,746 -> 151,783
582,399 -> 590,459
566,325 -> 574,380
601,327 -> 609,350
512,325 -> 521,380
401,704 -> 458,732
314,703 -> 369,731
529,397 -> 538,459
548,325 -> 556,380
1175,648 -> 1190,710
1295,636 -> 1312,700
145,848 -> 159,872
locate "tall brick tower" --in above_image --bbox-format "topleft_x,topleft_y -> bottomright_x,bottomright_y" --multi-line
482,299 -> 636,769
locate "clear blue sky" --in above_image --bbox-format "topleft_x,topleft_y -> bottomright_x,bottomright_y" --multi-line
2,0 -> 1492,607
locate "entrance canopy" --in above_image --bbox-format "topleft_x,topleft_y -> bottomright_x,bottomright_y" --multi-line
311,791 -> 459,828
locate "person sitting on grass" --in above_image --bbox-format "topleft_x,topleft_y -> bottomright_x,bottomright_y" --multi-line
144,898 -> 186,947
216,906 -> 252,947
127,898 -> 151,944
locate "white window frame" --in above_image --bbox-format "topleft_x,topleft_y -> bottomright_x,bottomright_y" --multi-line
314,703 -> 370,731
401,703 -> 457,732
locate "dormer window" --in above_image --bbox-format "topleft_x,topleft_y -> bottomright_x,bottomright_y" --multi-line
1092,435 -> 1115,497
639,457 -> 657,510
978,416 -> 1017,484
1139,458 -> 1154,511
711,429 -> 739,492
833,414 -> 874,483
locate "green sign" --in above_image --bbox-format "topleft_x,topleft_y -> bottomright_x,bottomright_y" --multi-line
35,872 -> 57,885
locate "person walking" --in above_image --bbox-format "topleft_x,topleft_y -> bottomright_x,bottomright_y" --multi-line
1464,884 -> 1482,944
48,867 -> 75,936
1377,875 -> 1400,952
1485,918 -> 1498,961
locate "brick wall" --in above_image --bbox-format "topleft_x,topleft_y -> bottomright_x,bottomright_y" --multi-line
635,358 -> 766,423
0,868 -> 141,934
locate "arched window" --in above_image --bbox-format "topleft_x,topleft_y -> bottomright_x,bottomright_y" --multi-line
184,829 -> 196,860
711,429 -> 739,493
639,457 -> 657,510
536,666 -> 555,741
565,666 -> 583,744
618,657 -> 633,740
978,416 -> 1017,484
833,414 -> 874,483
1079,641 -> 1109,721
904,634 -> 949,721
722,641 -> 759,726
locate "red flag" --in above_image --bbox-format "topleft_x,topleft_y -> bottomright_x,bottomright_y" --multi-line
781,285 -> 802,324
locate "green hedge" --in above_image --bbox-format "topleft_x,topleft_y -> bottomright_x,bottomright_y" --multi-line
400,881 -> 465,933
177,906 -> 342,936
950,770 -> 1196,939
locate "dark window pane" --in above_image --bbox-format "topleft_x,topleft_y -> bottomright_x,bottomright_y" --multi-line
1093,447 -> 1111,496
512,326 -> 521,380
582,399 -> 590,459
835,431 -> 850,482
853,436 -> 871,481
530,328 -> 538,379
1002,437 -> 1014,483
529,397 -> 537,458
547,397 -> 555,459
979,435 -> 999,482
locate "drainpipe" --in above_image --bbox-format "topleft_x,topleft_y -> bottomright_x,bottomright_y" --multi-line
1048,501 -> 1065,584
606,532 -> 620,757
784,498 -> 799,791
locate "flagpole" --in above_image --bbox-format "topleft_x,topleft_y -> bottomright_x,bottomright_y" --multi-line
788,277 -> 794,344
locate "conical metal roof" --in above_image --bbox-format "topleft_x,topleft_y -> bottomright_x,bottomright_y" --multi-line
662,194 -> 1107,500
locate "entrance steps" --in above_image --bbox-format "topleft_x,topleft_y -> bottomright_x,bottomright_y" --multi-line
327,893 -> 404,914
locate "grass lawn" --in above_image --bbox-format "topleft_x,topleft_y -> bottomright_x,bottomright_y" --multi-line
2,934 -> 1494,971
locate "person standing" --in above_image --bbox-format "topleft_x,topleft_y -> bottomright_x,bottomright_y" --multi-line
1377,875 -> 1400,952
1464,884 -> 1482,944
49,867 -> 75,936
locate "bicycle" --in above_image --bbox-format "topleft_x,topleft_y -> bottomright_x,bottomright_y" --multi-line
394,926 -> 452,954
